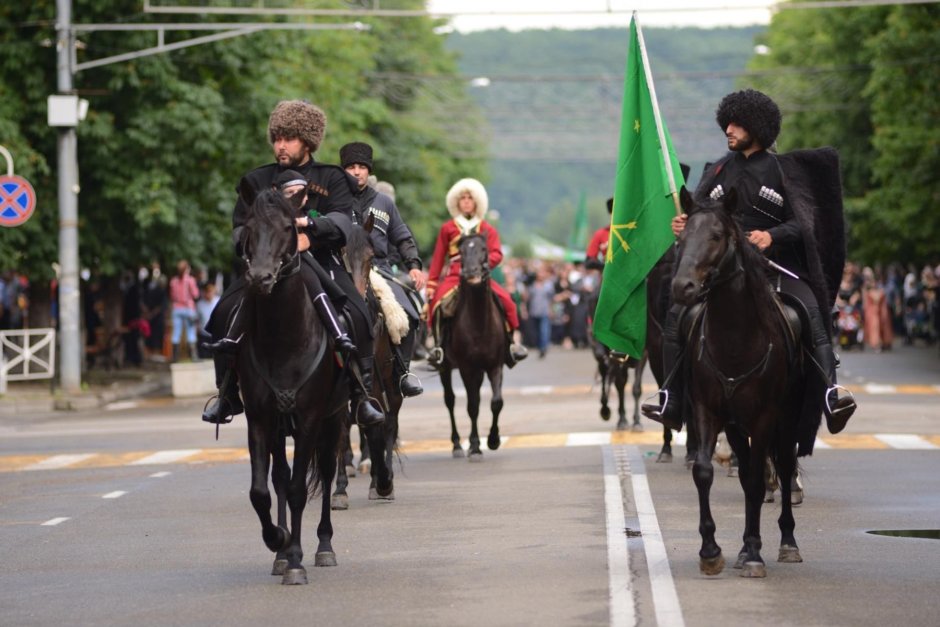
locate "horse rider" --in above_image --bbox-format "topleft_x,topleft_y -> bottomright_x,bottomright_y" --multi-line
340,141 -> 426,398
425,177 -> 528,368
641,88 -> 857,434
201,99 -> 385,428
585,197 -> 614,271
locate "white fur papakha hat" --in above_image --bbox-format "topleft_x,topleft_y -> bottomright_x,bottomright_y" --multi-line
445,178 -> 488,220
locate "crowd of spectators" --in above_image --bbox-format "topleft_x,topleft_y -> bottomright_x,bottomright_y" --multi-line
834,261 -> 939,351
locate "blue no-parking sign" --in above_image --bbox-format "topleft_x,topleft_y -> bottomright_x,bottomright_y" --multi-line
0,174 -> 36,227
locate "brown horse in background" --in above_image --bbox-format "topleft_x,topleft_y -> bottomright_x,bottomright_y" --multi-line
439,232 -> 507,460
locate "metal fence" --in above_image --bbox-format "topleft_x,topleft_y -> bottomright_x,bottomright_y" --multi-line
0,328 -> 56,394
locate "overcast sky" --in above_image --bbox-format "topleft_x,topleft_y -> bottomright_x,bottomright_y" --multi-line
427,0 -> 775,31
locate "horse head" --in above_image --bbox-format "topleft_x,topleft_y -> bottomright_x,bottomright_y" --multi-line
240,184 -> 300,296
345,211 -> 375,298
458,232 -> 489,286
671,186 -> 742,306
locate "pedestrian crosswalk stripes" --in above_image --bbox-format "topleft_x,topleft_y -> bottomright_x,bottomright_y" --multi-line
1,432 -> 936,473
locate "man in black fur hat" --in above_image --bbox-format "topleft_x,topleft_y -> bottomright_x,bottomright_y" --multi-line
340,141 -> 426,397
642,88 -> 856,437
201,100 -> 385,428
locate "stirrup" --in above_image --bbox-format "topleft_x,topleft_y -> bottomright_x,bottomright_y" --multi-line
201,394 -> 238,425
399,372 -> 423,397
825,384 -> 856,433
201,336 -> 241,356
428,346 -> 444,367
510,344 -> 528,361
641,389 -> 668,419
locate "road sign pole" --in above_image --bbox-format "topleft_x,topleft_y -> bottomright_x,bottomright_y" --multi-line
56,0 -> 81,393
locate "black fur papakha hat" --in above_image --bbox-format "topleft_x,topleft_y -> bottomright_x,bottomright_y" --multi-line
715,89 -> 781,150
339,142 -> 374,171
268,100 -> 326,153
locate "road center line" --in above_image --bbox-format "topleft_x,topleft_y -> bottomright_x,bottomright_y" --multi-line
41,517 -> 70,526
602,445 -> 635,627
102,491 -> 126,499
623,445 -> 685,627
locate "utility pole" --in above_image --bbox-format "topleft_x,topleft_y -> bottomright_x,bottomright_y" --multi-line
55,0 -> 81,394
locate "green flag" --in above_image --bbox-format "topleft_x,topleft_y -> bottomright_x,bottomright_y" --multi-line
568,190 -> 589,251
593,16 -> 685,359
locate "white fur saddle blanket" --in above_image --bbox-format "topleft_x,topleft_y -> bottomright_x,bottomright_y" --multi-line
369,270 -> 410,345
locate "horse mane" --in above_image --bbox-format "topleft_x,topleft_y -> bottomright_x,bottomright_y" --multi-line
250,188 -> 295,226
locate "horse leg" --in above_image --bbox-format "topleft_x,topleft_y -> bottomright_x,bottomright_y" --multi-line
692,413 -> 724,575
729,428 -> 768,578
313,409 -> 342,569
630,365 -> 644,432
614,367 -> 628,432
598,359 -> 611,421
247,423 -> 290,557
776,446 -> 803,564
685,418 -> 700,468
657,425 -> 673,463
271,435 -> 292,575
441,366 -> 463,458
358,424 -> 372,475
278,437 -> 313,585
486,366 -> 504,450
367,422 -> 394,500
341,421 -> 355,477
463,369 -> 485,460
331,447 -> 349,511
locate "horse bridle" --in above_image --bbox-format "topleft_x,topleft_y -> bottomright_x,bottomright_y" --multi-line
242,220 -> 303,285
697,227 -> 743,300
459,234 -> 490,282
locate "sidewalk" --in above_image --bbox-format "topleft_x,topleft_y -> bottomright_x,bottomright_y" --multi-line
0,364 -> 172,417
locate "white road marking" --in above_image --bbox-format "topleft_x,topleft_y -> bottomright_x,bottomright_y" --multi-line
102,491 -> 126,499
149,471 -> 172,478
874,434 -> 938,450
624,445 -> 685,627
864,383 -> 897,394
105,401 -> 138,411
128,449 -> 201,465
567,432 -> 611,447
22,453 -> 96,471
814,438 -> 832,449
41,517 -> 70,526
602,445 -> 635,627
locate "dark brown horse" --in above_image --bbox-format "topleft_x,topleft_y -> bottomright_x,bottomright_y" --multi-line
332,217 -> 398,508
439,232 -> 506,460
235,183 -> 344,585
672,186 -> 809,578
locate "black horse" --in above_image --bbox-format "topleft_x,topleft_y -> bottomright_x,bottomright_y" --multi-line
588,290 -> 645,432
672,186 -> 811,578
332,218 -> 398,508
439,232 -> 506,460
234,183 -> 345,585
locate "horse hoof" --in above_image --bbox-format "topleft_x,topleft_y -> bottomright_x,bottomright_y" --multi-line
315,551 -> 337,567
487,433 -> 501,450
331,494 -> 349,510
369,486 -> 395,500
699,554 -> 725,576
282,567 -> 308,585
615,420 -> 628,432
468,451 -> 483,463
764,490 -> 775,503
600,406 -> 611,421
656,452 -> 673,463
263,525 -> 291,552
358,460 -> 371,475
778,545 -> 803,563
452,448 -> 465,459
791,490 -> 804,506
733,551 -> 747,569
271,558 -> 288,576
631,422 -> 644,432
740,561 -> 767,578
345,464 -> 356,478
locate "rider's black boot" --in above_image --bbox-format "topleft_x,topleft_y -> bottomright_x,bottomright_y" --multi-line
814,342 -> 856,434
808,307 -> 856,434
312,293 -> 358,354
351,355 -> 385,427
641,305 -> 684,431
395,330 -> 423,397
201,354 -> 244,424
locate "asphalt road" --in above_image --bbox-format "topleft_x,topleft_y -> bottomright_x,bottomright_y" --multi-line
1,344 -> 938,626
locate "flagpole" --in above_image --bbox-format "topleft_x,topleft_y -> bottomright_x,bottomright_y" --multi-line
633,11 -> 682,216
